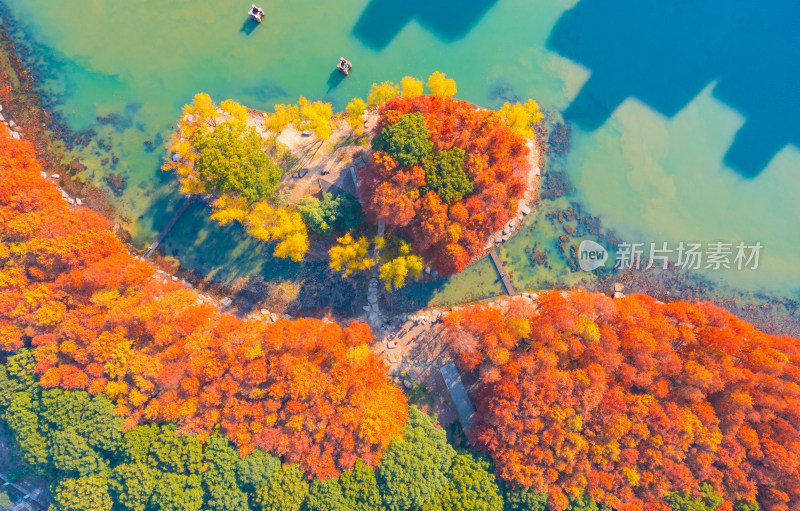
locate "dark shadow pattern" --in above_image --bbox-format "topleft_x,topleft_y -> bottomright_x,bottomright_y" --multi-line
353,0 -> 498,50
326,68 -> 347,93
240,19 -> 259,36
547,0 -> 800,178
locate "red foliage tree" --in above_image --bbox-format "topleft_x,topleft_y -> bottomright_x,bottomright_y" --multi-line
357,95 -> 533,275
0,129 -> 408,479
443,291 -> 800,511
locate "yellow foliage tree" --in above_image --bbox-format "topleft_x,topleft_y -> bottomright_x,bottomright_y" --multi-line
400,76 -> 424,99
378,255 -> 424,291
165,94 -> 258,196
183,93 -> 217,130
497,99 -> 545,139
297,97 -> 334,140
220,99 -> 249,125
367,81 -> 400,106
426,71 -> 457,97
329,233 -> 375,276
266,103 -> 301,133
211,196 -> 309,261
345,98 -> 368,134
209,195 -> 250,225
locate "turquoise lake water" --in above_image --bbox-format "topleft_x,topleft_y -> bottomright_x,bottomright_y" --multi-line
2,0 -> 799,303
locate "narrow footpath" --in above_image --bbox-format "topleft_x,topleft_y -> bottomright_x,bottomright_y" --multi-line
143,196 -> 195,258
489,248 -> 516,296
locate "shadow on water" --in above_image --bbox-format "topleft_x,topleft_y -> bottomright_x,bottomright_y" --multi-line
547,0 -> 800,178
326,68 -> 346,93
353,0 -> 498,50
240,19 -> 260,36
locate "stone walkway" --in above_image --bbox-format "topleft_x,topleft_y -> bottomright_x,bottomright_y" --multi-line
364,220 -> 386,329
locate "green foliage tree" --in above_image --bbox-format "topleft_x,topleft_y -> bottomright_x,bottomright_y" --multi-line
149,425 -> 203,475
733,501 -> 760,511
39,388 -> 122,455
119,424 -> 160,463
300,192 -> 362,235
305,478 -> 349,511
109,463 -> 159,511
76,395 -> 123,453
665,483 -> 724,511
151,473 -> 203,511
372,112 -> 433,167
565,493 -> 615,511
378,406 -> 456,511
49,428 -> 109,476
253,465 -> 309,511
51,475 -> 113,511
5,392 -> 50,468
421,452 -> 503,511
236,448 -> 280,492
503,487 -> 548,511
0,350 -> 37,407
423,148 -> 472,204
193,121 -> 283,202
202,435 -> 251,511
339,459 -> 383,511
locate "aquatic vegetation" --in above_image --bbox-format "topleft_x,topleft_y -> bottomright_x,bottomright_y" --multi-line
104,173 -> 127,196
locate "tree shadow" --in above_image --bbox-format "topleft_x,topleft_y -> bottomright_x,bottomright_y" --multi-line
240,19 -> 259,36
353,0 -> 499,50
547,0 -> 800,178
326,69 -> 346,93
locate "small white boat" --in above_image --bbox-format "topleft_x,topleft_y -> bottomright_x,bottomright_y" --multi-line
248,4 -> 265,23
337,57 -> 353,76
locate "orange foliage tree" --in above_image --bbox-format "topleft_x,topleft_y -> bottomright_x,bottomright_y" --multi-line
357,95 -> 532,275
0,129 -> 408,479
442,291 -> 800,511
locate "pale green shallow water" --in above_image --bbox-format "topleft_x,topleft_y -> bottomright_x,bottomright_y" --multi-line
2,0 -> 799,304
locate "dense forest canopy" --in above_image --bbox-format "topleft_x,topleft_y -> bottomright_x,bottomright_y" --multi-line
2,128 -> 797,511
0,131 -> 407,479
442,291 -> 800,511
